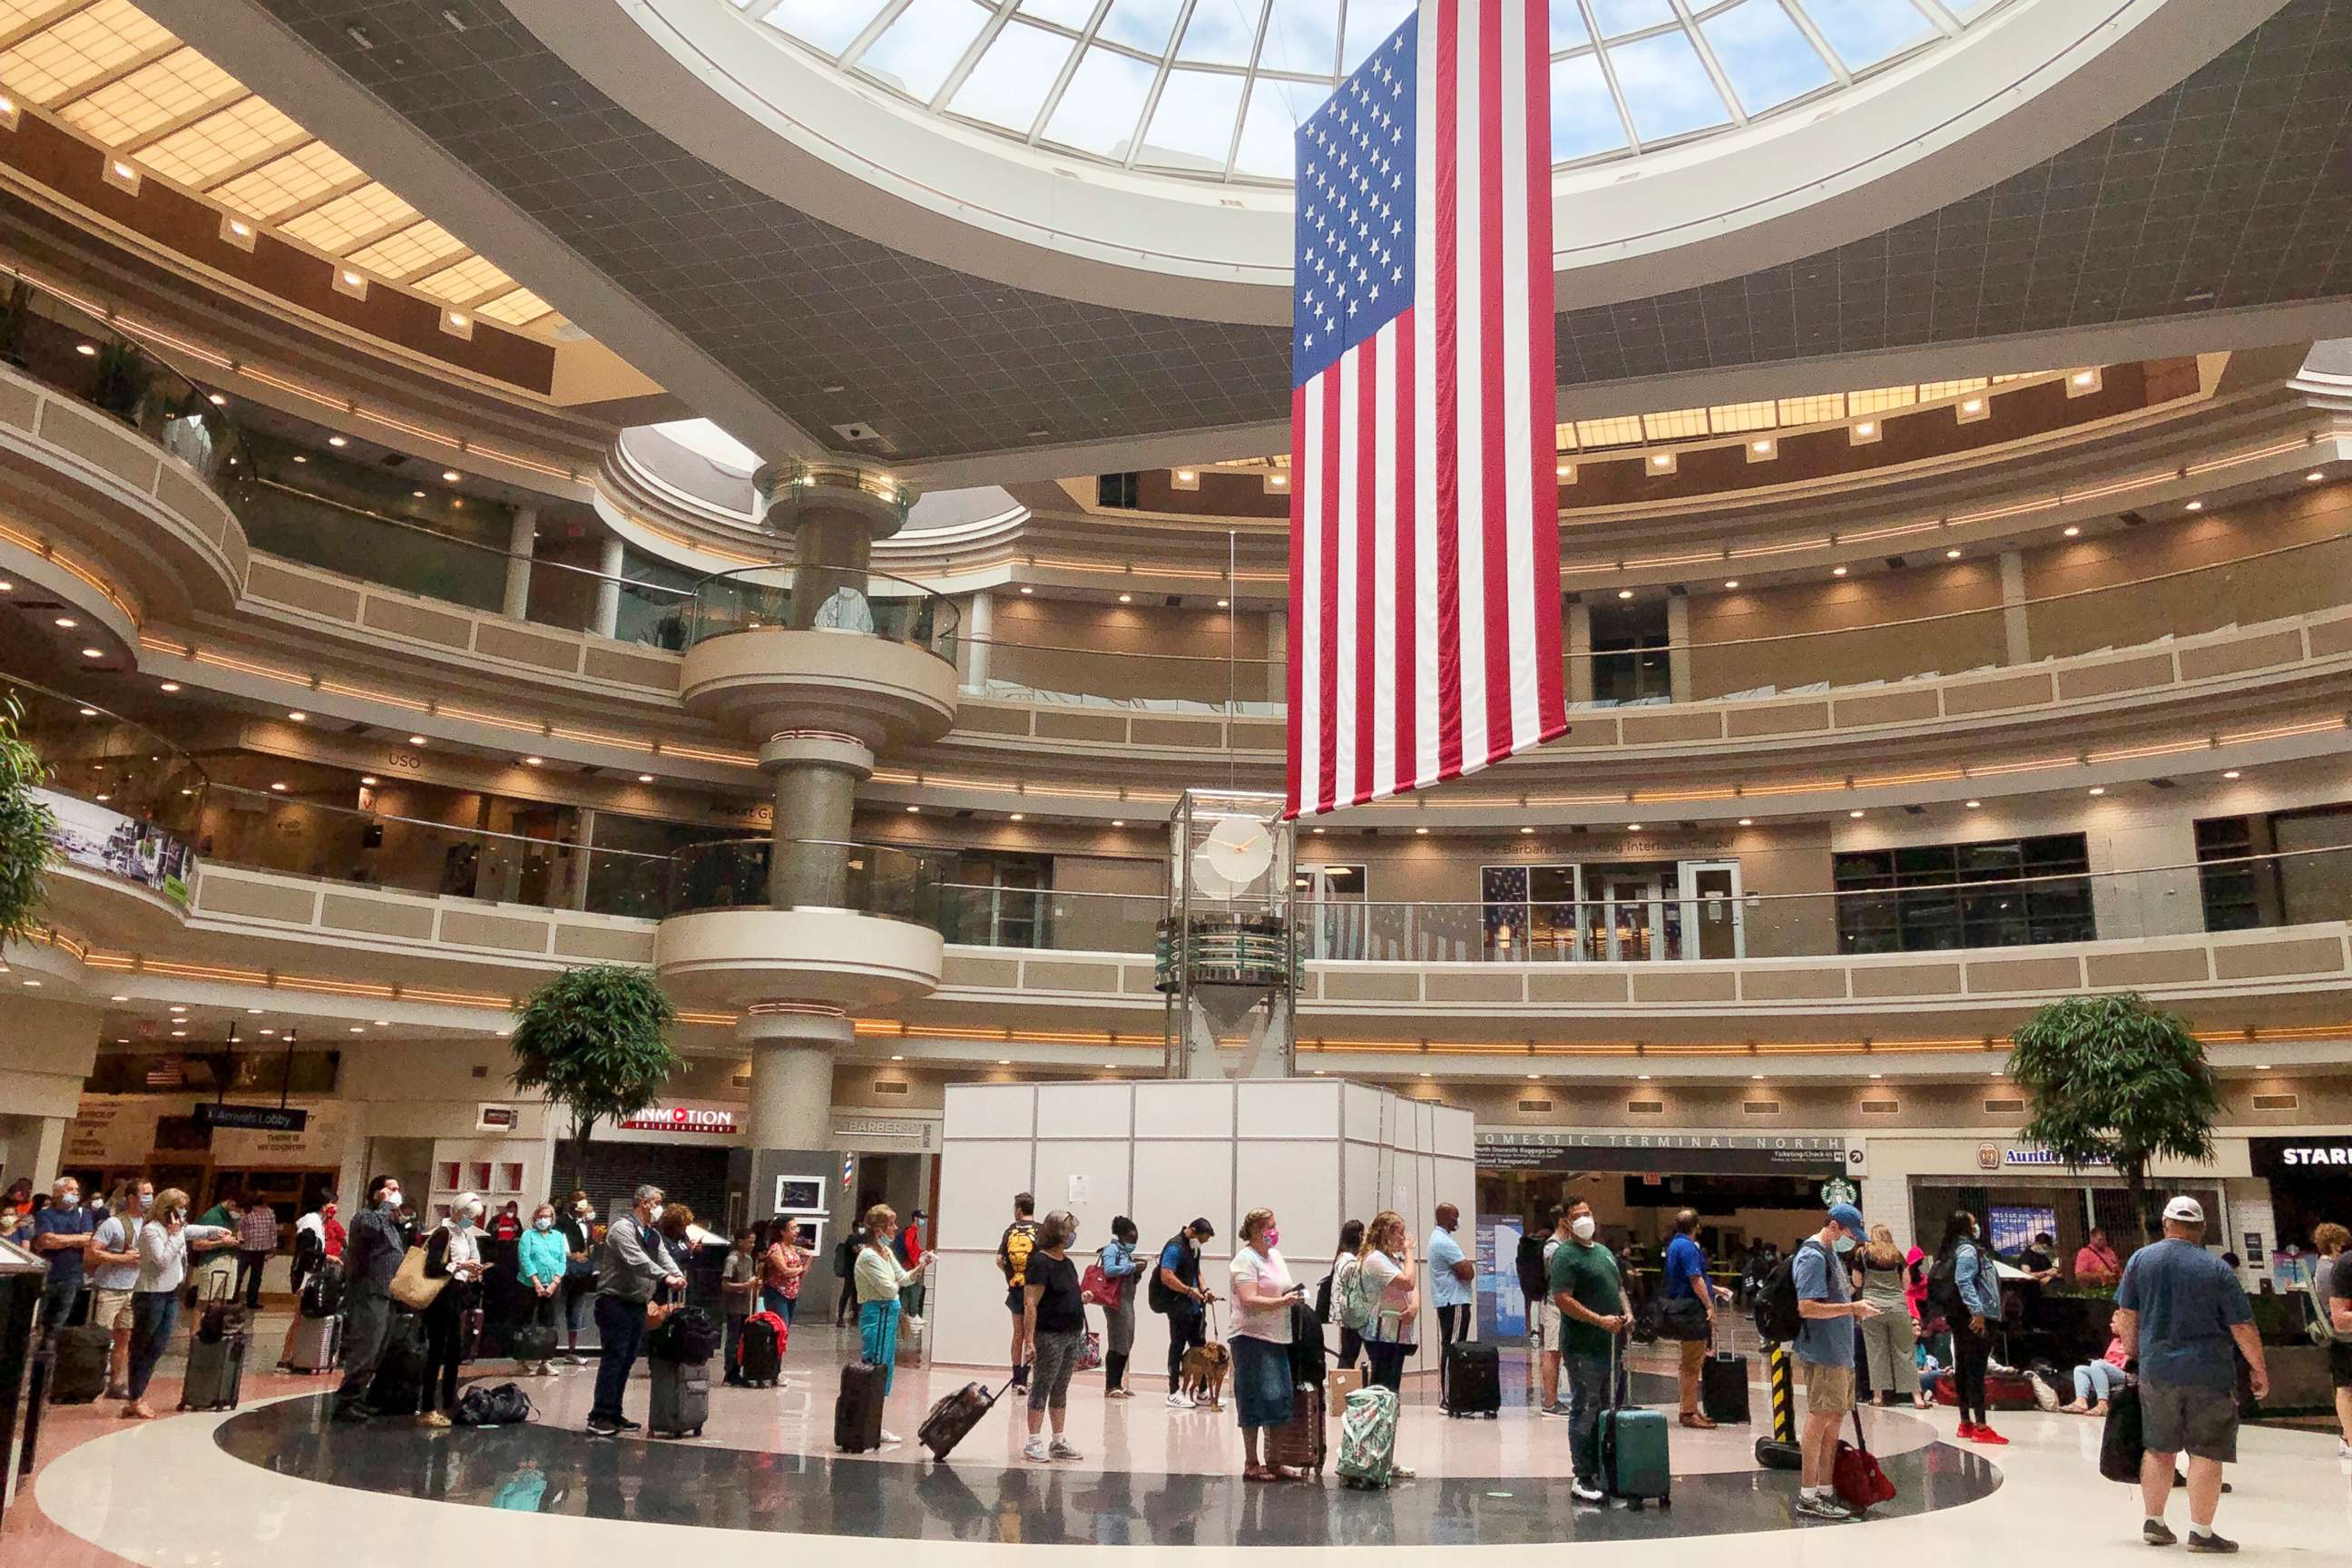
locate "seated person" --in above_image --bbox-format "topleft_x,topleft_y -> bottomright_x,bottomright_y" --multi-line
2062,1318 -> 2131,1415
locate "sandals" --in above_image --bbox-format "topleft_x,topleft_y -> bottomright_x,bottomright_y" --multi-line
1243,1465 -> 1279,1484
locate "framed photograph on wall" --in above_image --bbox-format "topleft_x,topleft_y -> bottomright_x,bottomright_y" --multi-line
773,1174 -> 824,1214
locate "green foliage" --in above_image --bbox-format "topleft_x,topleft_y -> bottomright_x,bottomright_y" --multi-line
507,965 -> 681,1191
0,691 -> 58,946
2006,992 -> 2220,1242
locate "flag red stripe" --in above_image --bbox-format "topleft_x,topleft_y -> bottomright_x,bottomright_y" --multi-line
1354,337 -> 1378,807
1476,0 -> 1512,763
1317,368 -> 1343,816
1393,312 -> 1418,792
1286,382 -> 1307,815
1431,0 -> 1464,781
1523,1 -> 1564,733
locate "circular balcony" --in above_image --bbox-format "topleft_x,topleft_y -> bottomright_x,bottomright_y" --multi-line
653,838 -> 946,1011
673,565 -> 960,748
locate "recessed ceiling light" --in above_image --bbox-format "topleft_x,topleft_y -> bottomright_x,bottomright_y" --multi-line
1616,588 -> 1633,599
1018,585 -> 1034,595
1526,1073 -> 1539,1080
1216,598 -> 1230,608
77,706 -> 97,718
2181,502 -> 2201,513
260,1028 -> 276,1036
207,393 -> 227,407
53,616 -> 76,629
291,454 -> 307,464
998,1058 -> 1013,1066
1519,825 -> 1534,834
1848,808 -> 1865,818
1868,1072 -> 1884,1080
287,710 -> 308,722
328,436 -> 348,447
1554,462 -> 1570,477
348,1025 -> 365,1034
1961,399 -> 1983,414
74,342 -> 96,357
2221,769 -> 2240,779
905,804 -> 919,813
1637,1073 -> 1651,1082
111,161 -> 133,180
523,756 -> 543,766
411,489 -> 426,499
158,681 -> 179,692
1414,826 -> 1429,835
342,270 -> 362,287
2072,371 -> 2096,387
19,979 -> 35,987
638,774 -> 654,783
170,1004 -> 186,1013
1965,799 -> 1982,808
1311,827 -> 1325,835
441,469 -> 460,483
1831,565 -> 1848,577
80,647 -> 102,658
2307,471 -> 2325,483
1855,421 -> 1876,436
1737,817 -> 1754,827
1648,453 -> 1672,469
1945,548 -> 1962,559
1625,822 -> 1642,831
171,1029 -> 186,1037
110,995 -> 128,1003
373,1019 -> 390,1027
890,1054 -> 905,1062
1750,439 -> 1772,454
1750,1073 -> 1764,1081
407,735 -> 427,746
448,312 -> 469,328
1008,812 -> 1024,821
359,775 -> 379,786
2088,786 -> 2105,796
1111,819 -> 1125,828
247,1008 -> 262,1015
1116,593 -> 1132,603
1722,579 -> 1739,589
270,781 -> 289,792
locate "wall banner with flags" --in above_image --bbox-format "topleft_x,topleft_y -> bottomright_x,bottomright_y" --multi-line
1288,0 -> 1567,818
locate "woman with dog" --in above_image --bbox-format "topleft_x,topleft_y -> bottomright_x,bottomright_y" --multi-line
1230,1207 -> 1304,1482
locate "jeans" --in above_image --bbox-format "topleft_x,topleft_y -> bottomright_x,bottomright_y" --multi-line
126,1290 -> 180,1402
237,1250 -> 270,1308
591,1293 -> 648,1423
902,1280 -> 926,1318
1166,1307 -> 1205,1387
37,1277 -> 83,1341
1951,1317 -> 1993,1426
858,1298 -> 903,1396
335,1286 -> 392,1414
2074,1360 -> 2126,1405
1365,1339 -> 1411,1392
562,1276 -> 593,1336
1563,1350 -> 1614,1485
761,1286 -> 799,1321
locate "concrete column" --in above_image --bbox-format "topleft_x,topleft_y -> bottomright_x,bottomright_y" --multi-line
0,994 -> 102,1191
1263,609 -> 1287,703
1566,601 -> 1594,705
593,534 -> 626,640
742,1012 -> 852,1152
787,508 -> 874,631
1665,594 -> 1693,703
762,734 -> 874,909
569,806 -> 597,913
964,590 -> 994,691
502,505 -> 537,621
1998,549 -> 2031,665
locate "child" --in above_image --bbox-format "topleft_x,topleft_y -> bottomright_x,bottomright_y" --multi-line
720,1229 -> 760,1385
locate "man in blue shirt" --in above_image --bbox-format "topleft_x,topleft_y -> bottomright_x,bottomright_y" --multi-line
1426,1204 -> 1474,1396
1661,1208 -> 1730,1428
1791,1200 -> 1879,1521
2118,1196 -> 2267,1553
31,1175 -> 100,1341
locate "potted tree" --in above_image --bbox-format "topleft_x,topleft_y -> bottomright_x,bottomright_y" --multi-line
0,690 -> 57,946
2005,992 -> 2221,1246
507,964 -> 682,1196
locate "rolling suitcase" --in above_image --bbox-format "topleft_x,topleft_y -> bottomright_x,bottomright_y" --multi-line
369,1311 -> 428,1416
286,1312 -> 341,1374
738,1313 -> 784,1387
49,1325 -> 113,1403
1599,1338 -> 1671,1509
834,1360 -> 887,1452
916,1377 -> 1006,1461
1266,1382 -> 1328,1474
180,1326 -> 248,1411
1701,1351 -> 1751,1424
1443,1341 -> 1501,1417
511,1324 -> 558,1366
650,1356 -> 710,1437
1336,1384 -> 1400,1489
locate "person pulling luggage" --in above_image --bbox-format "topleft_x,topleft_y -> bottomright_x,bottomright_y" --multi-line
856,1202 -> 928,1445
1228,1207 -> 1303,1481
1549,1198 -> 1633,1505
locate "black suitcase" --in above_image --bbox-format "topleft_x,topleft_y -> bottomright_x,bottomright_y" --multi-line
49,1324 -> 112,1403
1443,1341 -> 1501,1417
1701,1351 -> 1751,1424
650,1356 -> 710,1437
916,1377 -> 1004,1461
180,1328 -> 247,1411
835,1360 -> 887,1452
369,1311 -> 428,1416
738,1316 -> 783,1387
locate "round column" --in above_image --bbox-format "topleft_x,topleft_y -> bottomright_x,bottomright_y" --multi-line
741,1007 -> 854,1152
755,463 -> 909,632
761,732 -> 873,909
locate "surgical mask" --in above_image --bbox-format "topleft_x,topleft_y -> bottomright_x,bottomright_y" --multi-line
1834,1236 -> 1856,1255
382,1191 -> 402,1210
648,1203 -> 665,1224
1264,1228 -> 1279,1249
1571,1216 -> 1596,1241
533,1217 -> 553,1231
57,1195 -> 79,1210
456,1214 -> 475,1230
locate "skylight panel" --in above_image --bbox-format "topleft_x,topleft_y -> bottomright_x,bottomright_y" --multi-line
55,47 -> 240,145
1258,0 -> 1339,78
1174,3 -> 1259,67
1137,67 -> 1244,171
757,0 -> 888,56
1700,1 -> 1836,116
949,19 -> 1076,135
1550,53 -> 1627,162
1800,0 -> 1936,73
280,181 -> 419,252
855,0 -> 991,103
211,141 -> 361,220
1041,45 -> 1153,156
133,95 -> 305,190
0,0 -> 172,105
1093,0 -> 1183,55
1606,26 -> 1731,143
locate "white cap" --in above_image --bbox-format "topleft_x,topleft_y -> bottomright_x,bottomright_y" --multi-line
2162,1195 -> 2204,1224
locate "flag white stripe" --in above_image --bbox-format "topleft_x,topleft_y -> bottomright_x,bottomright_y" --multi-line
1370,320 -> 1399,799
1334,346 -> 1361,802
1452,0 -> 1488,769
1497,0 -> 1539,753
1412,6 -> 1442,791
1296,375 -> 1324,815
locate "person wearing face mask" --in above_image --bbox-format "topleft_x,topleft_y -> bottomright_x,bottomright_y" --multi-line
516,1202 -> 568,1377
1227,1207 -> 1303,1482
88,1180 -> 152,1400
1790,1202 -> 1882,1520
30,1174 -> 99,1341
556,1196 -> 597,1365
587,1184 -> 686,1437
856,1204 -> 929,1423
1938,1207 -> 2008,1446
332,1174 -> 411,1423
415,1193 -> 491,1426
122,1187 -> 236,1419
1548,1199 -> 1633,1504
1019,1209 -> 1084,1463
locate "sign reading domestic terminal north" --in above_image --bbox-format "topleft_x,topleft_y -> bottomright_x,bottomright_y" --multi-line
1476,1130 -> 1849,1176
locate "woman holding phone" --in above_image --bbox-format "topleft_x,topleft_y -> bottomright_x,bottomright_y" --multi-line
1229,1206 -> 1303,1482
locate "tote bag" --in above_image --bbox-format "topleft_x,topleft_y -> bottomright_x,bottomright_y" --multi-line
389,1243 -> 447,1311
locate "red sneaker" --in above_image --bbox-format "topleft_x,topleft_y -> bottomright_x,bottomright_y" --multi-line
1956,1422 -> 1979,1440
1971,1426 -> 2010,1446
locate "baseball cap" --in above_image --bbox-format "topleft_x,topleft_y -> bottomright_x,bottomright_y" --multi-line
1827,1201 -> 1866,1239
2162,1195 -> 2204,1224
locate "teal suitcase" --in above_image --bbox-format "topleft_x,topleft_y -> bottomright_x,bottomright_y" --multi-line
1600,1339 -> 1671,1508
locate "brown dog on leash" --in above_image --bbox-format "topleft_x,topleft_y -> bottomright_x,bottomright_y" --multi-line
1180,1338 -> 1231,1410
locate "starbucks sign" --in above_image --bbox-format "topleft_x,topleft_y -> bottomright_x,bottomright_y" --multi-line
1819,1176 -> 1860,1207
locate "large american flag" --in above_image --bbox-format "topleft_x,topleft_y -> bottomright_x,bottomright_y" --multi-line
1286,1 -> 1566,819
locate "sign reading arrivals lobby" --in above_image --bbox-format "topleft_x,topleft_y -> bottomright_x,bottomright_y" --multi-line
1476,1130 -> 1849,1176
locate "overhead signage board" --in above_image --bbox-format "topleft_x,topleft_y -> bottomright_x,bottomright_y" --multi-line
1475,1130 -> 1849,1176
2249,1136 -> 2352,1179
191,1102 -> 308,1134
617,1105 -> 740,1135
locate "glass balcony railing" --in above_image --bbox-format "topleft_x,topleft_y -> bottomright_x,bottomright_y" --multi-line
671,566 -> 960,663
667,838 -> 947,926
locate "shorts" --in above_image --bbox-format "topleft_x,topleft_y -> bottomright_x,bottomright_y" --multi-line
2329,1339 -> 2352,1390
1006,1284 -> 1026,1316
1803,1359 -> 1857,1416
89,1288 -> 134,1332
1537,1301 -> 1563,1351
2140,1379 -> 2239,1463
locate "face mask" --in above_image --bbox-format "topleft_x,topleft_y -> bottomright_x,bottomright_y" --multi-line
383,1191 -> 402,1211
322,1206 -> 336,1219
534,1217 -> 553,1231
1571,1216 -> 1596,1241
648,1204 -> 665,1224
456,1215 -> 475,1230
58,1194 -> 79,1210
1264,1228 -> 1280,1248
1833,1236 -> 1856,1255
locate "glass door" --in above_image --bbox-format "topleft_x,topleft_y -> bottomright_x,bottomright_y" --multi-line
1681,860 -> 1745,959
1297,864 -> 1367,959
1592,873 -> 1666,962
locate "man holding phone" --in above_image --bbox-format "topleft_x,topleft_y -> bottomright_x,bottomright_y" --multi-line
1427,1203 -> 1476,1397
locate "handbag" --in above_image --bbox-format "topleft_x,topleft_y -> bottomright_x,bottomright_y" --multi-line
389,1244 -> 447,1311
1079,1328 -> 1103,1371
1831,1410 -> 1897,1512
1081,1259 -> 1122,1308
2099,1383 -> 2144,1483
453,1381 -> 535,1427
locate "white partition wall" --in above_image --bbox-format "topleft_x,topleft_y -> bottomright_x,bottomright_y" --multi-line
931,1078 -> 1475,1377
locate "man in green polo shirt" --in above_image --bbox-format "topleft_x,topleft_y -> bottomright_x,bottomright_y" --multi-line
1548,1198 -> 1633,1504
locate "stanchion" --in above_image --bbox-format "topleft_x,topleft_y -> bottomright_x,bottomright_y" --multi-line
1754,1339 -> 1802,1470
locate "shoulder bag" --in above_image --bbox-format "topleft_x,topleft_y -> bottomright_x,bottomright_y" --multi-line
1832,1409 -> 1897,1512
389,1242 -> 448,1310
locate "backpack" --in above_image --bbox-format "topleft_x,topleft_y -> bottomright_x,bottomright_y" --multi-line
1147,1234 -> 1186,1314
1753,1249 -> 1804,1344
650,1305 -> 722,1364
1001,1222 -> 1037,1288
1338,1255 -> 1379,1333
2306,1259 -> 2351,1346
1925,1247 -> 1967,1326
1514,1232 -> 1549,1303
299,1267 -> 346,1319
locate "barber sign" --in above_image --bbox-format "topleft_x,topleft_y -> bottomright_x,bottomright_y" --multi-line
617,1104 -> 739,1135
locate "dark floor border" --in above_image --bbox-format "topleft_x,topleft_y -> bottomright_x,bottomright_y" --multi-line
215,1395 -> 2001,1546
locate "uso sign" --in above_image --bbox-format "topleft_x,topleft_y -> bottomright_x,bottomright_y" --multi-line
617,1105 -> 740,1135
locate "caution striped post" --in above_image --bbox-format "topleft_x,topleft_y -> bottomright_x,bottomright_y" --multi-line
1754,1340 -> 1802,1470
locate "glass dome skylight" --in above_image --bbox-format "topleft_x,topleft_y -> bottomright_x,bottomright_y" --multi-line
737,0 -> 2010,184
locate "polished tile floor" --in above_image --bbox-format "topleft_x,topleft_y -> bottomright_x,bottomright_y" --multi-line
17,1313 -> 2351,1564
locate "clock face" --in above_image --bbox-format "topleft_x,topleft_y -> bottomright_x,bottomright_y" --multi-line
1192,817 -> 1273,897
